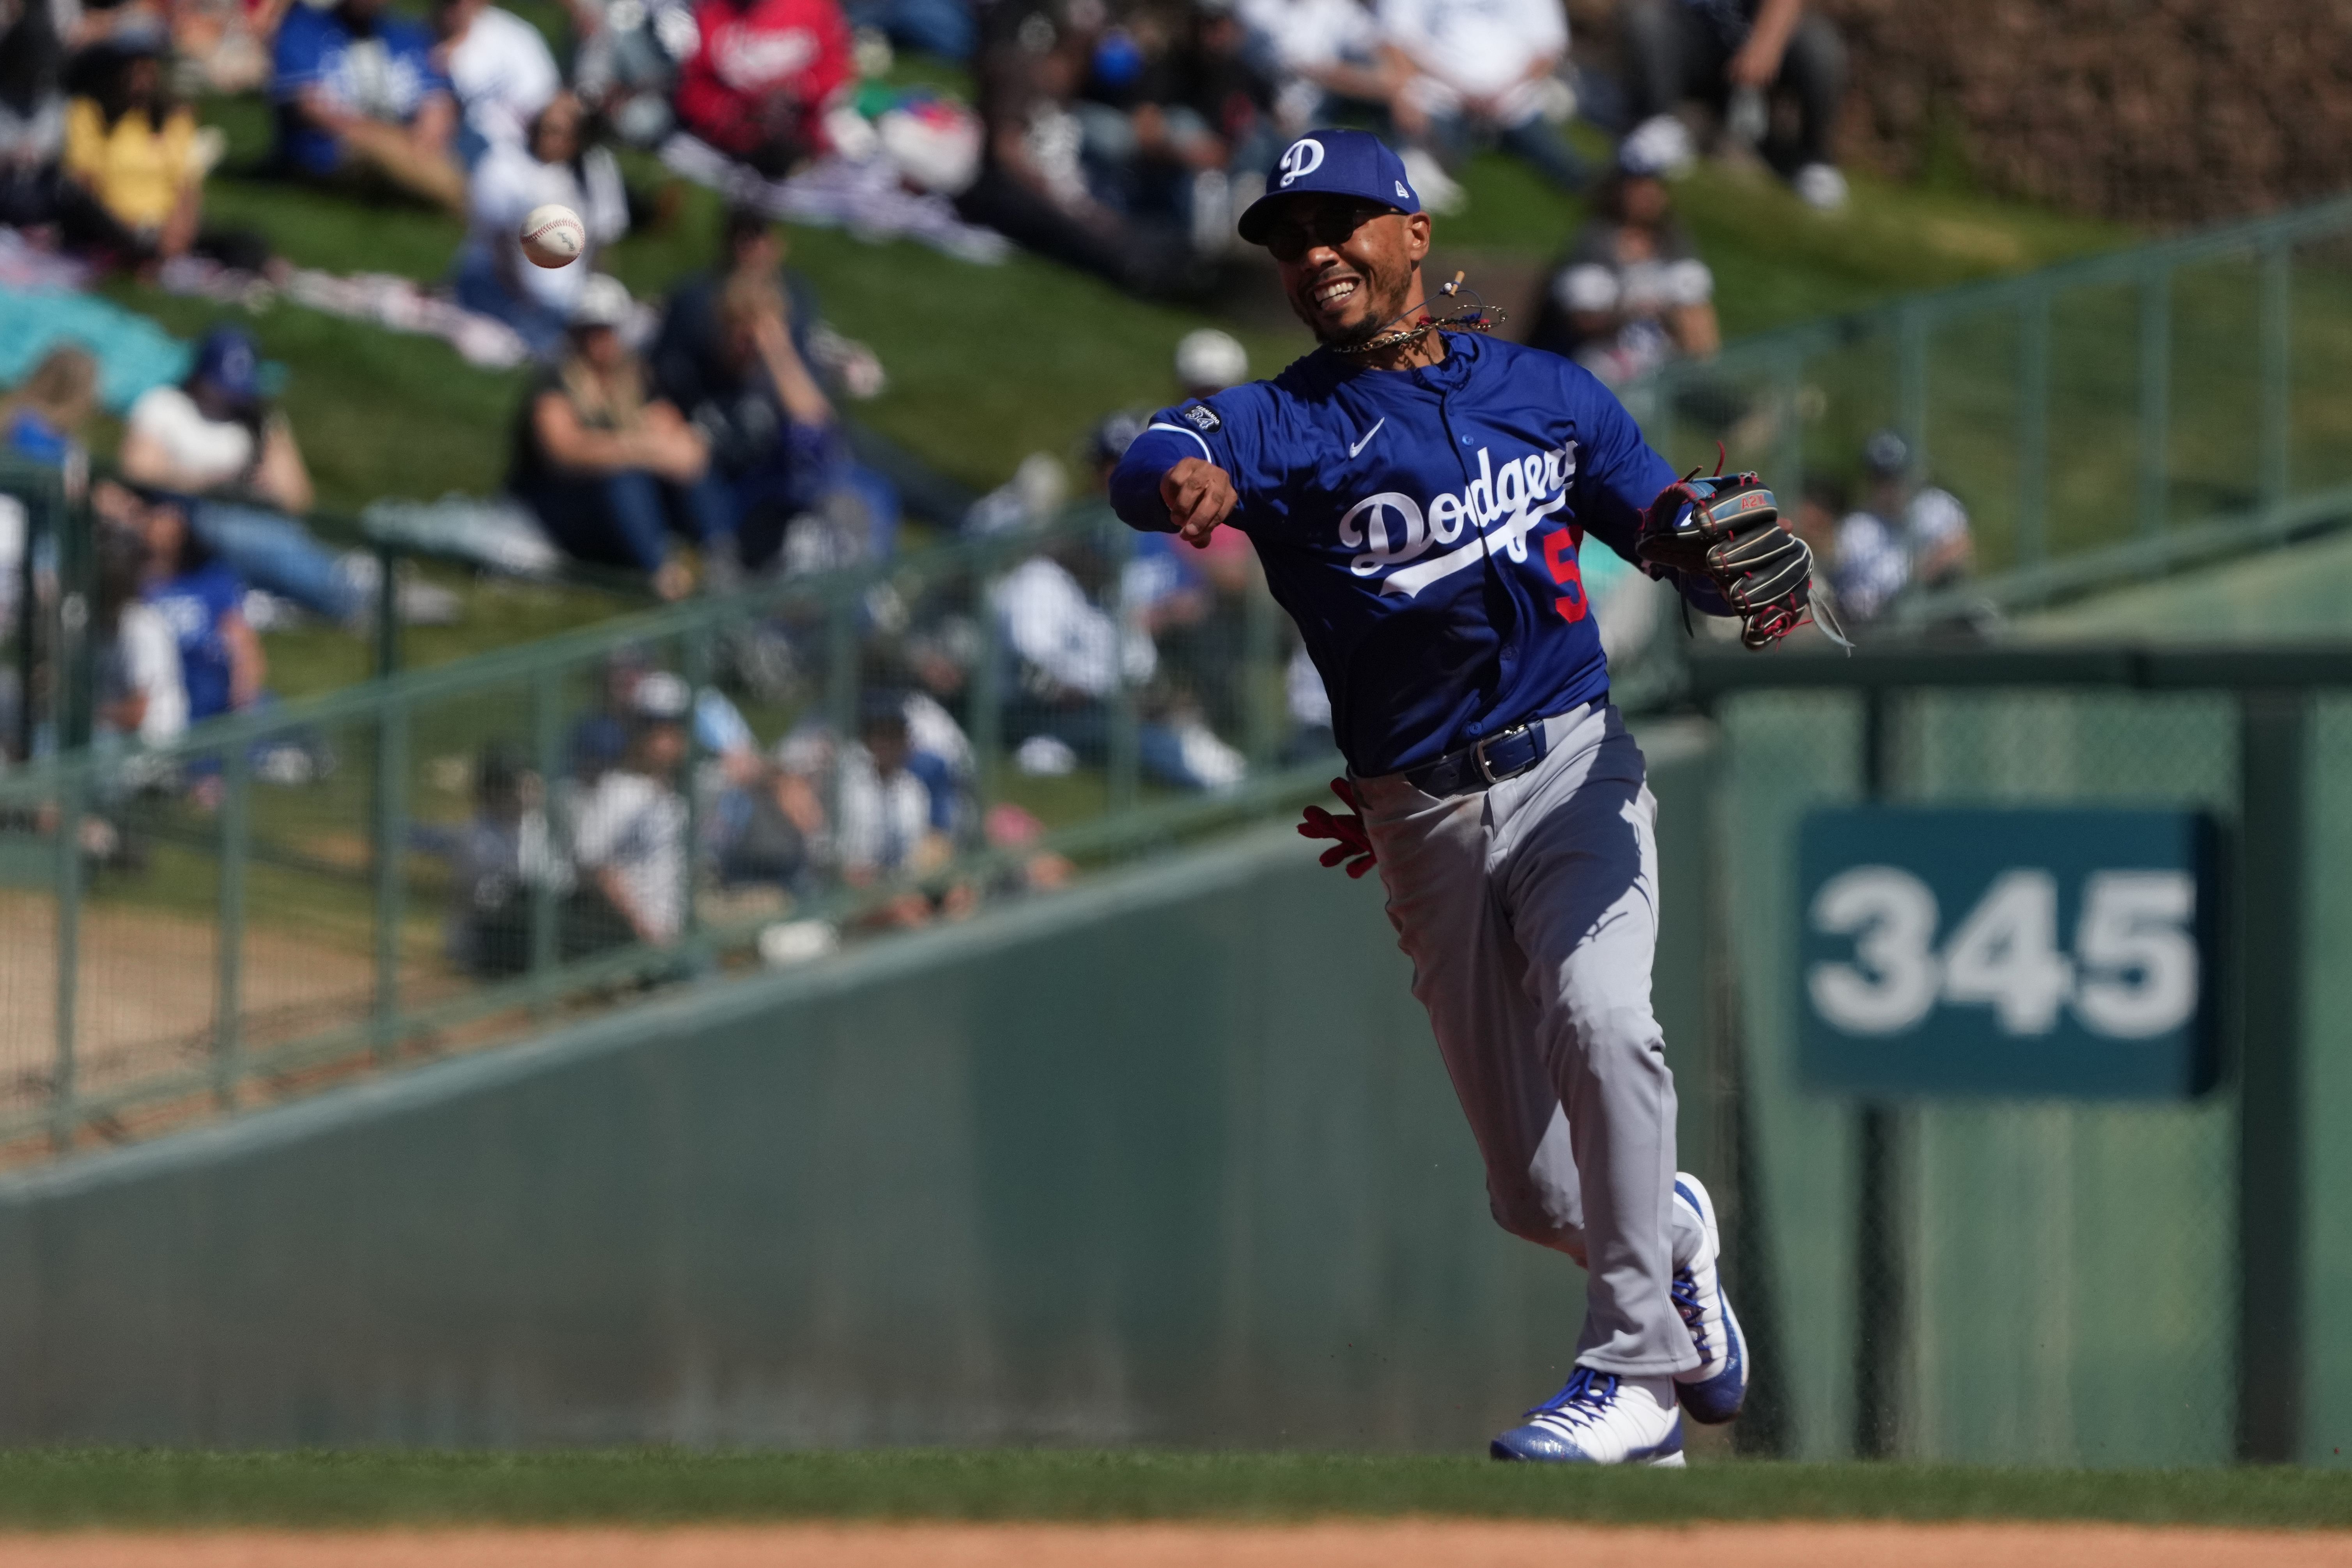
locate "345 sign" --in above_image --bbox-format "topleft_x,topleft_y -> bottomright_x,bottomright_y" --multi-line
1796,808 -> 2219,1098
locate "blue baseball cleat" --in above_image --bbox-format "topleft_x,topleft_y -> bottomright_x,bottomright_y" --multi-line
1670,1173 -> 1749,1425
1489,1367 -> 1686,1466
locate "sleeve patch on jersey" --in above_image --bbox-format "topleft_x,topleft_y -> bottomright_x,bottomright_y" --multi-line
1180,404 -> 1222,433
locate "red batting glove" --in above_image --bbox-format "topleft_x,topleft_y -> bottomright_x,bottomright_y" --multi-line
1298,776 -> 1377,879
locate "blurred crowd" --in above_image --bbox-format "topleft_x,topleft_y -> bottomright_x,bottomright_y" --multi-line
0,291 -> 1351,962
0,0 -> 1852,288
0,0 -> 1913,965
411,654 -> 1082,974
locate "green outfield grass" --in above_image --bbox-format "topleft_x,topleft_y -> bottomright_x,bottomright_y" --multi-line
0,1450 -> 2344,1530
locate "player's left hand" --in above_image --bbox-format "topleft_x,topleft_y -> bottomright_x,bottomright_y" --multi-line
1637,471 -> 1826,650
1161,456 -> 1237,548
1298,777 -> 1377,878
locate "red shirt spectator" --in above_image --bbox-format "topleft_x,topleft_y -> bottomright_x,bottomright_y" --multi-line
674,0 -> 852,173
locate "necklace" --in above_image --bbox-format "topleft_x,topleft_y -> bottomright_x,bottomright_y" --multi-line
1330,318 -> 1439,357
1327,271 -> 1502,359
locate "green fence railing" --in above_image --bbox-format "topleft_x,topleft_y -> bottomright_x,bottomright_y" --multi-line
1637,192 -> 2352,627
0,504 -> 1383,1156
14,191 -> 2352,1159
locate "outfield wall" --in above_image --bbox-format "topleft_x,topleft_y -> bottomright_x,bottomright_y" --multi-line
0,725 -> 1714,1451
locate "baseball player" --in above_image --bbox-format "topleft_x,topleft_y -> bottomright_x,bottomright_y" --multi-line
1109,129 -> 1817,1464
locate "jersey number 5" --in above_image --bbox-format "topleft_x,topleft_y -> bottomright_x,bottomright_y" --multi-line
1544,527 -> 1587,624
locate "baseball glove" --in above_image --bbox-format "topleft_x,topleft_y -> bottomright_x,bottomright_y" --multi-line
1636,471 -> 1823,650
1299,777 -> 1377,878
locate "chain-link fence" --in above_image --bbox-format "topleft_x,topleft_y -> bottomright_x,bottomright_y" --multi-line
1690,647 -> 2352,1464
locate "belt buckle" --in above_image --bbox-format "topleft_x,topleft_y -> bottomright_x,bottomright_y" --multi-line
1472,723 -> 1530,786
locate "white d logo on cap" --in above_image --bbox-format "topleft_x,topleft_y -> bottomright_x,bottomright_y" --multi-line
1277,138 -> 1326,188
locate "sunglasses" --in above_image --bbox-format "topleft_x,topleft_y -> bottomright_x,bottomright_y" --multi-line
1262,202 -> 1396,263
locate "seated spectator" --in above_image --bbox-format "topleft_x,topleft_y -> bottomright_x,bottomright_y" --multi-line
1075,0 -> 1277,255
171,0 -> 289,93
836,691 -> 969,927
455,89 -> 627,356
1080,410 -> 1250,780
123,327 -> 308,513
1840,428 -> 1972,612
431,0 -> 559,159
1618,0 -> 1847,211
1377,0 -> 1583,204
565,0 -> 693,147
412,741 -> 569,975
1525,144 -> 1716,386
958,9 -> 1192,298
992,519 -> 1244,791
1805,436 -> 1975,630
1233,0 -> 1389,138
712,745 -> 825,901
672,0 -> 853,176
652,205 -> 827,404
272,0 -> 465,211
3,341 -> 95,487
58,38 -> 265,269
0,0 -> 66,225
119,325 -> 388,626
570,668 -> 692,949
131,491 -> 264,726
654,206 -> 967,531
93,523 -> 186,750
510,275 -> 734,600
0,347 -> 96,681
677,270 -> 902,573
1865,429 -> 1971,592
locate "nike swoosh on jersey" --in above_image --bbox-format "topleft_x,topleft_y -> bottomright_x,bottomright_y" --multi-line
1348,418 -> 1385,458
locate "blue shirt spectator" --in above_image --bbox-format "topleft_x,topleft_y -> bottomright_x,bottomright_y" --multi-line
130,497 -> 264,726
145,555 -> 246,722
272,0 -> 465,209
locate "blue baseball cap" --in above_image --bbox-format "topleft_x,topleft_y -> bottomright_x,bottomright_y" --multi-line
1237,129 -> 1421,247
189,325 -> 262,407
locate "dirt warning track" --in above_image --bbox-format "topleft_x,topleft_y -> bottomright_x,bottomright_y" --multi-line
0,1522 -> 2347,1567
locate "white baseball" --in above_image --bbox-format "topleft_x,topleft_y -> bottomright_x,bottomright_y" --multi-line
520,204 -> 586,269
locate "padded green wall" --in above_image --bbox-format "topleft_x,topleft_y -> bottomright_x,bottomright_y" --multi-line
0,723 -> 1714,1450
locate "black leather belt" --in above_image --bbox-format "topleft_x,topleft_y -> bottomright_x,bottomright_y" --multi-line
1403,719 -> 1549,798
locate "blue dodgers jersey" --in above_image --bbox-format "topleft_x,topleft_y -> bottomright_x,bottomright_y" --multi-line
272,5 -> 450,175
146,560 -> 245,723
1110,332 -> 1692,777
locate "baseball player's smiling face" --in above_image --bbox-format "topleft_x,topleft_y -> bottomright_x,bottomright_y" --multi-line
1263,195 -> 1433,352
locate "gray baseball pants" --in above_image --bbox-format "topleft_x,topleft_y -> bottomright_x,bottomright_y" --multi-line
1355,700 -> 1701,1376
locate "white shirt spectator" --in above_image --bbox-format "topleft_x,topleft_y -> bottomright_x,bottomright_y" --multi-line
1833,510 -> 1909,623
1554,257 -> 1713,321
446,5 -> 561,150
571,766 -> 687,941
114,603 -> 188,746
993,556 -> 1157,696
1243,0 -> 1381,74
1377,0 -> 1567,125
835,744 -> 932,876
1240,0 -> 1382,126
905,691 -> 973,778
465,138 -> 628,314
124,386 -> 253,491
1907,486 -> 1971,558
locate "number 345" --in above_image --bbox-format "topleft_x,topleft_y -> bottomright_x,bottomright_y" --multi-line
1808,868 -> 2198,1039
